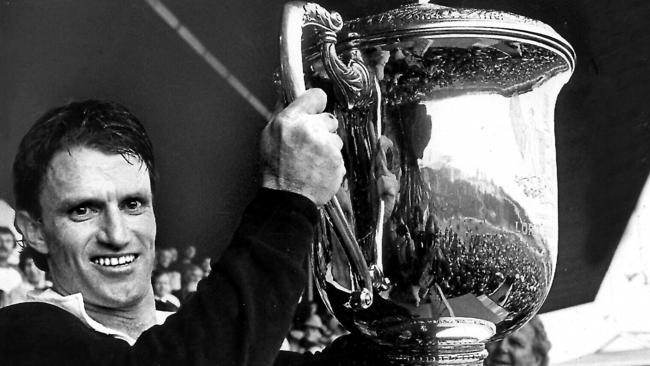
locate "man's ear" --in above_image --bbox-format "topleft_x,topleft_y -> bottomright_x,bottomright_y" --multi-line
15,210 -> 49,255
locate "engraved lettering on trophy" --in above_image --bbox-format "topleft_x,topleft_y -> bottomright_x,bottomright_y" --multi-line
514,221 -> 543,237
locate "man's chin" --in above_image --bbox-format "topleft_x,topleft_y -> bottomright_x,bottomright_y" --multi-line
92,286 -> 150,309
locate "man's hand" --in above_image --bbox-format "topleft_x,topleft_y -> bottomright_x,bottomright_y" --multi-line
260,88 -> 345,206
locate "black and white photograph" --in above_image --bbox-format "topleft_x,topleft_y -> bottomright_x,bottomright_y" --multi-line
0,0 -> 649,365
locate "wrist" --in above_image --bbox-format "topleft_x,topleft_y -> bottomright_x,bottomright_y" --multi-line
262,175 -> 320,206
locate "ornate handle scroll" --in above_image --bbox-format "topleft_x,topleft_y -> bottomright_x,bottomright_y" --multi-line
281,2 -> 374,109
280,1 -> 374,310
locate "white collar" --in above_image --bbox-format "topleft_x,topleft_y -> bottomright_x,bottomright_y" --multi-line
26,289 -> 172,345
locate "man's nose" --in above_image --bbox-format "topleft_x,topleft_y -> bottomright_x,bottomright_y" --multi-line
97,207 -> 131,248
496,338 -> 511,353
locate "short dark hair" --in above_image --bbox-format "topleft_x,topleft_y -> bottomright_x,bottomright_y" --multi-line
13,100 -> 157,271
0,226 -> 16,248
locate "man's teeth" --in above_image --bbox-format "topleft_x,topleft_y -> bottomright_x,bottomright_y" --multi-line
93,255 -> 136,267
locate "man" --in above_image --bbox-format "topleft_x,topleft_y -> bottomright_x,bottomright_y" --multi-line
0,226 -> 23,307
200,256 -> 212,278
0,89 -> 344,365
151,270 -> 180,312
156,247 -> 175,270
484,316 -> 551,366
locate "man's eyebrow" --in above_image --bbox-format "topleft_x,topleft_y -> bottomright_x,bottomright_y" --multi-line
120,190 -> 153,200
57,198 -> 104,210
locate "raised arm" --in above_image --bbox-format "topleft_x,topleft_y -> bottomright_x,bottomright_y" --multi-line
133,88 -> 344,365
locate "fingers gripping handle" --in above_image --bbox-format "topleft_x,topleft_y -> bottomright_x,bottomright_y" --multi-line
280,1 -> 373,310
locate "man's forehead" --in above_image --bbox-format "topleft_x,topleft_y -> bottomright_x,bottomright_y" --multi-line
510,325 -> 535,341
42,147 -> 152,199
49,147 -> 147,172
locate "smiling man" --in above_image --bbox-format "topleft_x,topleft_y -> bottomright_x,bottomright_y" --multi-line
0,92 -> 344,365
31,146 -> 159,336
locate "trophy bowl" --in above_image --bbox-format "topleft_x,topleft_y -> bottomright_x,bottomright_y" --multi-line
280,1 -> 575,364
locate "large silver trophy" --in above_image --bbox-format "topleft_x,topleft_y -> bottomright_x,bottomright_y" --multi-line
279,1 -> 575,364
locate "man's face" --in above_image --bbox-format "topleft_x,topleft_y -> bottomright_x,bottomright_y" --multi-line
200,257 -> 211,276
183,245 -> 196,259
190,267 -> 203,283
0,233 -> 15,262
184,266 -> 203,284
153,273 -> 171,297
485,325 -> 540,366
183,266 -> 203,292
36,147 -> 156,309
157,249 -> 173,268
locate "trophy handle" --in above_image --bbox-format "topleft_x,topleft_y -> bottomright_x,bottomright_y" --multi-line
280,1 -> 374,309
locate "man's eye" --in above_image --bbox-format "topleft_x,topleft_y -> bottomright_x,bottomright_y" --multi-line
510,340 -> 523,347
123,200 -> 143,212
69,206 -> 94,219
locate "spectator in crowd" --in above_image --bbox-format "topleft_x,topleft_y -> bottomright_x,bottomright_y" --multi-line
156,247 -> 181,291
155,247 -> 174,270
286,300 -> 349,354
169,247 -> 178,265
174,263 -> 204,304
287,301 -> 316,353
4,250 -> 51,306
299,314 -> 328,354
485,316 -> 551,366
151,270 -> 180,312
200,256 -> 212,278
0,227 -> 22,307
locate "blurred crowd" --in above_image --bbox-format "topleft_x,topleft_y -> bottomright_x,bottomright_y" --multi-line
153,245 -> 350,354
151,245 -> 212,312
284,300 -> 348,354
0,227 -> 52,307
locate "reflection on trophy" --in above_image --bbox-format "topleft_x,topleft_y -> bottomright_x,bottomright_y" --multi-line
280,1 -> 575,364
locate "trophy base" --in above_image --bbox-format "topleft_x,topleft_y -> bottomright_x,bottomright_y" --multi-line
380,317 -> 494,366
384,339 -> 487,366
